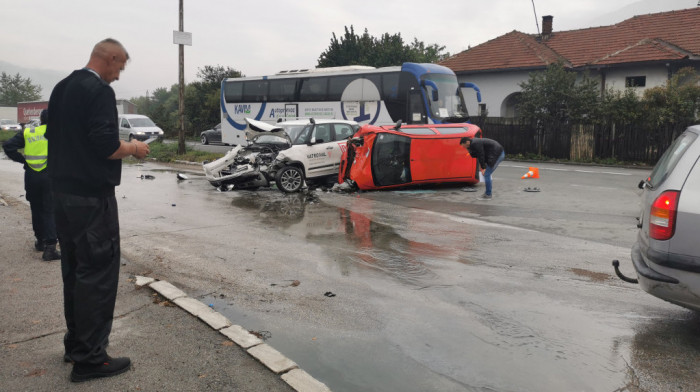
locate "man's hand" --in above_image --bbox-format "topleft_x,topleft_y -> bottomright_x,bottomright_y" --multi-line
132,140 -> 150,159
109,139 -> 151,160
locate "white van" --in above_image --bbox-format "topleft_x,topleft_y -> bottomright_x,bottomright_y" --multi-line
118,114 -> 164,141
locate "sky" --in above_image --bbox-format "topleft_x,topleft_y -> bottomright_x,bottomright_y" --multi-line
1,0 -> 697,101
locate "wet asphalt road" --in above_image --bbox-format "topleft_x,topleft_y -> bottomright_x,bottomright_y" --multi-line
1,157 -> 699,392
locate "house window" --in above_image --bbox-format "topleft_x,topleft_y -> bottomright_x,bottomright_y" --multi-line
625,76 -> 646,87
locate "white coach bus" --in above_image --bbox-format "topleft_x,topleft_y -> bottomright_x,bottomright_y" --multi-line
220,62 -> 481,145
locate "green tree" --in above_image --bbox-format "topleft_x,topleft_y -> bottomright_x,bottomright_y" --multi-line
599,87 -> 643,124
196,65 -> 242,88
185,65 -> 243,134
517,63 -> 600,155
129,65 -> 244,138
518,62 -> 600,125
0,72 -> 42,105
317,25 -> 449,68
642,67 -> 700,127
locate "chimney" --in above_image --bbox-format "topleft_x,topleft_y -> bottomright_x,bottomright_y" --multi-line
542,15 -> 553,37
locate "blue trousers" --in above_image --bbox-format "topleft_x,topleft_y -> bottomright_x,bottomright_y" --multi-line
483,151 -> 505,196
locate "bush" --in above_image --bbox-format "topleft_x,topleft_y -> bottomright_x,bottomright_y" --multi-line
0,130 -> 18,143
141,140 -> 223,163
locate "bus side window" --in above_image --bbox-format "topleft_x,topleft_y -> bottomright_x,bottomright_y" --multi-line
300,77 -> 329,102
243,80 -> 268,102
224,81 -> 243,103
269,79 -> 298,102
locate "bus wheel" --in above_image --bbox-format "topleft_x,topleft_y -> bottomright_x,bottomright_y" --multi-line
276,166 -> 304,193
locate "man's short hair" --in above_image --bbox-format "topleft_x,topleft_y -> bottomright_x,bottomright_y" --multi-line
460,137 -> 473,145
93,38 -> 130,61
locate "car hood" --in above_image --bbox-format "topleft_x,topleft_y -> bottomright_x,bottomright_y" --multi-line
245,118 -> 291,143
245,118 -> 284,133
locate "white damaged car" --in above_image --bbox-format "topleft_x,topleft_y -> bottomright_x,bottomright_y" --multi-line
204,118 -> 359,192
268,118 -> 359,193
203,118 -> 302,190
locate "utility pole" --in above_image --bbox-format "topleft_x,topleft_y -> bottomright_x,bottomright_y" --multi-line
177,0 -> 185,155
172,1 -> 191,153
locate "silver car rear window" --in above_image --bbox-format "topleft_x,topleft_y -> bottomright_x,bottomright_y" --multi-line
649,131 -> 698,188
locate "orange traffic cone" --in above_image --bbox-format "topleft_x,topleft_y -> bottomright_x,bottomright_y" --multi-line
521,167 -> 540,179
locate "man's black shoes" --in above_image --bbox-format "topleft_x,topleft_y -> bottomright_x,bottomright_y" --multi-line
42,244 -> 61,261
70,356 -> 131,382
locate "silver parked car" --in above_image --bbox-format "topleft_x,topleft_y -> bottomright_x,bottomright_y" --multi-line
615,125 -> 700,311
1,119 -> 22,131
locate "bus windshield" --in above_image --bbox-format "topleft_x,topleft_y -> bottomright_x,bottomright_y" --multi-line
423,73 -> 469,122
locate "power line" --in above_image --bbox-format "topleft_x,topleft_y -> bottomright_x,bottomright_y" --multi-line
531,0 -> 540,35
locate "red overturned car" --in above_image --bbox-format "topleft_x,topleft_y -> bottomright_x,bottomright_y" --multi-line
338,122 -> 483,191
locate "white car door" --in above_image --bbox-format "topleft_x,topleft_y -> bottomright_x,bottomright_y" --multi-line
304,123 -> 337,178
118,117 -> 130,140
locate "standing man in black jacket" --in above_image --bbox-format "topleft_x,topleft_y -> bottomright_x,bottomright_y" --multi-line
47,38 -> 150,383
2,109 -> 61,261
460,136 -> 505,200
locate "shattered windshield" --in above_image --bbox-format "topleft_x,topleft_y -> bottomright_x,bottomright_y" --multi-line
422,73 -> 469,122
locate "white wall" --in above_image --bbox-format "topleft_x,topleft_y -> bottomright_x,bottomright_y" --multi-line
457,64 -> 700,118
458,70 -> 532,117
0,106 -> 17,121
602,65 -> 669,93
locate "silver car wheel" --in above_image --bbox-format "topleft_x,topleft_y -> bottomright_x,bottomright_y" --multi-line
276,166 -> 304,193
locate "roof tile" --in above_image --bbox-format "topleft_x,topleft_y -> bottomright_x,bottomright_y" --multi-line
441,7 -> 700,72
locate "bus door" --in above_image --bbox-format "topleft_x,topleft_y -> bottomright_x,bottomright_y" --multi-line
407,90 -> 426,124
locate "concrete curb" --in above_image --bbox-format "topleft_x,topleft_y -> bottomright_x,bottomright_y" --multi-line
137,276 -> 331,392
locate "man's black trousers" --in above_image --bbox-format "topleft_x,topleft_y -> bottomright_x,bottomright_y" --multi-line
54,191 -> 120,365
24,169 -> 57,245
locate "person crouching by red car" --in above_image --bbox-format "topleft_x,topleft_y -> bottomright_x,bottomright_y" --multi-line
460,136 -> 505,200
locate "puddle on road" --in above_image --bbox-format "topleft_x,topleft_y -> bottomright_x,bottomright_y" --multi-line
200,293 -> 469,392
229,191 -> 448,286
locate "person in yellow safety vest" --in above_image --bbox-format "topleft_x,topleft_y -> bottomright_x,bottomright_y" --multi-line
2,109 -> 61,261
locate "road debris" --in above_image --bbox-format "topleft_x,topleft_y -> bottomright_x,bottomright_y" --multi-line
249,330 -> 272,340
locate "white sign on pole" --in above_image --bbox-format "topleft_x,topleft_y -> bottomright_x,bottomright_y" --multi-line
173,31 -> 192,46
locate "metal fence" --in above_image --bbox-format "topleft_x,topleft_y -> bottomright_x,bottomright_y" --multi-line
475,117 -> 692,165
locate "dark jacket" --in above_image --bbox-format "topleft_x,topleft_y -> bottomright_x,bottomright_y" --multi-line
468,138 -> 504,170
46,69 -> 122,197
2,132 -> 28,168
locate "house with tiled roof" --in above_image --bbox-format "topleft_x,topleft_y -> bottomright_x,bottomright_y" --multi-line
440,7 -> 700,117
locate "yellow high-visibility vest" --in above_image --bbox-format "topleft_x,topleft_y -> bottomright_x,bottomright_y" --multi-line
23,124 -> 48,172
